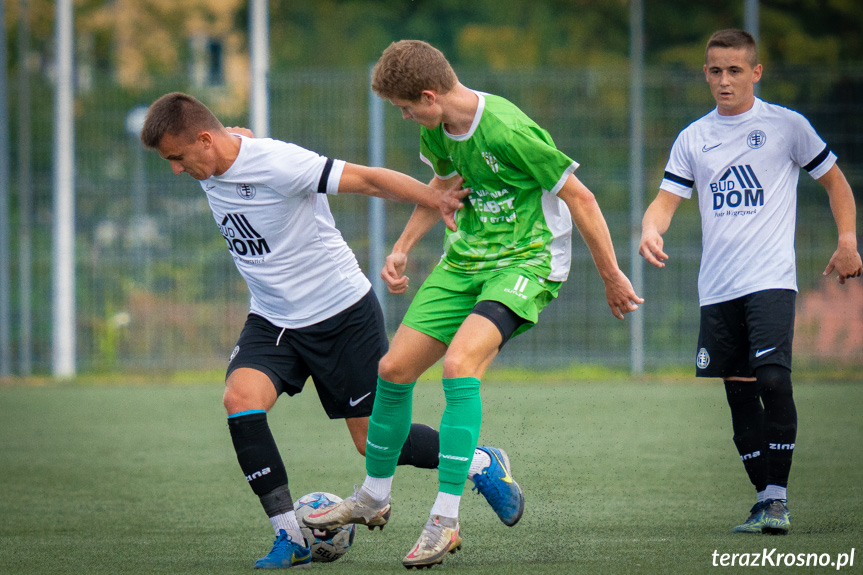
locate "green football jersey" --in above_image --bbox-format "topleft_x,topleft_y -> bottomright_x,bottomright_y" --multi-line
420,91 -> 577,280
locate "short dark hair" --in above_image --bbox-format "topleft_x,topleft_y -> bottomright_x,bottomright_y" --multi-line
705,29 -> 759,67
140,92 -> 223,149
371,40 -> 458,101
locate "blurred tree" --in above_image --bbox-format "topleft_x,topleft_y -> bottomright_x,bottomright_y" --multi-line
4,0 -> 861,91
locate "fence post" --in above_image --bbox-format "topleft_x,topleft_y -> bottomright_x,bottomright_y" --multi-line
629,0 -> 645,376
368,68 -> 387,320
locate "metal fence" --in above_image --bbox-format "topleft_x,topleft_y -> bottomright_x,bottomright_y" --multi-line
6,65 -> 863,375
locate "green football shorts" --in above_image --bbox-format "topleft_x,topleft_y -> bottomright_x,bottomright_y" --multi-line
402,265 -> 562,346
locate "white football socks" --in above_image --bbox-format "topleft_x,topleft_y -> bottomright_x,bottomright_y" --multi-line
430,491 -> 461,519
270,511 -> 303,542
763,485 -> 787,502
360,475 -> 393,504
468,448 -> 491,479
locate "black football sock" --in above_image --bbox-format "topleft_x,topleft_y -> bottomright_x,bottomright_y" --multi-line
756,365 -> 797,489
397,423 -> 440,469
228,411 -> 293,516
724,380 -> 768,493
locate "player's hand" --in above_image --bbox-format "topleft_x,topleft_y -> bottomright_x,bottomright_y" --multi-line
603,269 -> 644,320
382,251 -> 410,294
823,245 -> 863,284
437,176 -> 469,231
638,230 -> 669,268
226,126 -> 255,138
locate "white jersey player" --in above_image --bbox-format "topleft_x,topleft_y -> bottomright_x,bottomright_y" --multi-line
640,30 -> 860,536
201,135 -> 369,328
139,92 -> 511,569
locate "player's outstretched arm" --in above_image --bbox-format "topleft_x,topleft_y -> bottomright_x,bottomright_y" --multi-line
639,189 -> 682,268
818,164 -> 862,284
558,175 -> 643,319
338,164 -> 467,231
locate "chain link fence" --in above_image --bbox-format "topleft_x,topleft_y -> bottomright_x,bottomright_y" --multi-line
6,65 -> 863,374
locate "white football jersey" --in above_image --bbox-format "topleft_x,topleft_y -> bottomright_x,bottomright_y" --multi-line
201,135 -> 371,328
660,98 -> 836,306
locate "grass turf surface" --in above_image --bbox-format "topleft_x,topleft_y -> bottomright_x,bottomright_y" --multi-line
1,378 -> 860,574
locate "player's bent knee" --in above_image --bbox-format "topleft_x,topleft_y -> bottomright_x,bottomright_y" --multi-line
223,383 -> 272,414
377,353 -> 414,384
755,364 -> 792,396
441,351 -> 473,378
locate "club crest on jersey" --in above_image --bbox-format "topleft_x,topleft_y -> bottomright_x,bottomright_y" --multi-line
481,151 -> 500,173
747,130 -> 766,149
696,347 -> 710,369
710,165 -> 764,212
236,183 -> 257,200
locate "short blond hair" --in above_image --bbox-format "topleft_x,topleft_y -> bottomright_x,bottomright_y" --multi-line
371,40 -> 458,101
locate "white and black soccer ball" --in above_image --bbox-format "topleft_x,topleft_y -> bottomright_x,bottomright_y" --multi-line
295,492 -> 356,562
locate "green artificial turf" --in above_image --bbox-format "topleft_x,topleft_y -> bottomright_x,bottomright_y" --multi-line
1,378 -> 860,574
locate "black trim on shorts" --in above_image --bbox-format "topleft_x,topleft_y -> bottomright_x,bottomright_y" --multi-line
317,158 -> 335,194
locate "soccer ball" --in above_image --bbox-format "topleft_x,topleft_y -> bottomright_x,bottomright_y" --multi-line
295,492 -> 356,562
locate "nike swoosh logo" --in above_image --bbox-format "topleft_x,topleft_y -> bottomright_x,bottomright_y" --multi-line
755,347 -> 777,358
702,143 -> 722,152
490,451 -> 514,484
349,392 -> 372,407
307,507 -> 335,519
205,184 -> 216,191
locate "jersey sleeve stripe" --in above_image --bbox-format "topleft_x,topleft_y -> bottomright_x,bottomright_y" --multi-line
317,158 -> 334,194
663,170 -> 694,188
803,146 -> 831,172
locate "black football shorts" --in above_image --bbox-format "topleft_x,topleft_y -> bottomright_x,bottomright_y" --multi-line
695,289 -> 795,378
227,289 -> 387,419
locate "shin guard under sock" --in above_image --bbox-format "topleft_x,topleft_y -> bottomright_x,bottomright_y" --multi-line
724,380 -> 767,492
438,377 -> 482,496
227,411 -> 293,516
756,365 -> 797,488
365,378 -> 415,478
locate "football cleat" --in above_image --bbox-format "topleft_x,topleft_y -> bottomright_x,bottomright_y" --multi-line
732,501 -> 769,533
254,529 -> 312,569
760,499 -> 790,535
402,515 -> 462,569
471,446 -> 524,526
302,488 -> 391,531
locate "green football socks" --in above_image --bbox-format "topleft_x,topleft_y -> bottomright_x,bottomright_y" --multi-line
365,377 -> 415,478
439,377 -> 482,495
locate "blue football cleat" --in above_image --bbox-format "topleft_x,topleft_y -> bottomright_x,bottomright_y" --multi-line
471,446 -> 525,526
254,529 -> 312,569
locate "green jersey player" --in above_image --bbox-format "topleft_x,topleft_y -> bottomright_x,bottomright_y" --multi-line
305,40 -> 642,568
